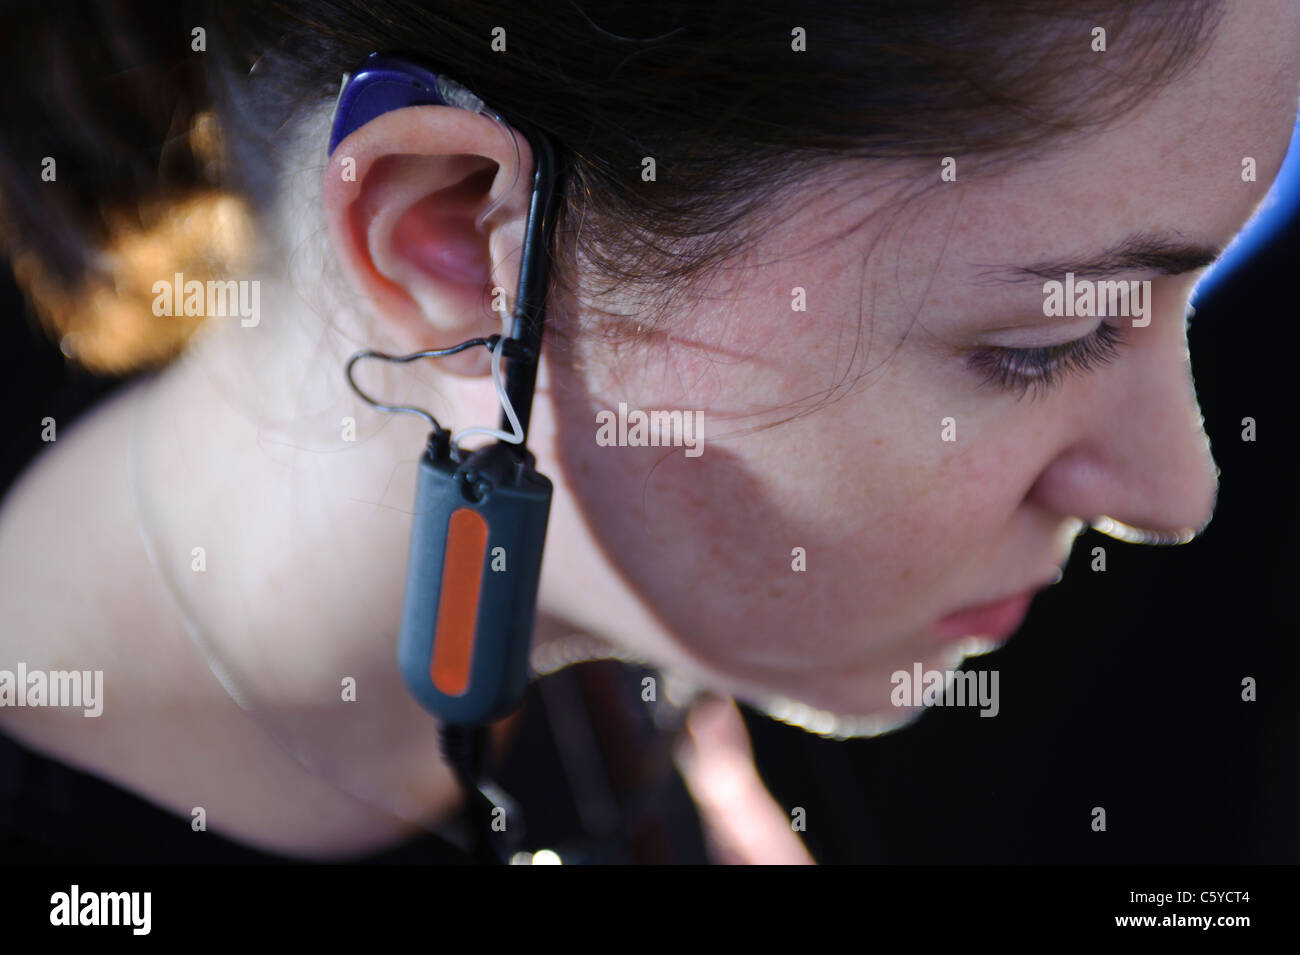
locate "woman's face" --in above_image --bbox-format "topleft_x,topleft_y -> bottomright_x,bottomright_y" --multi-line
528,0 -> 1300,721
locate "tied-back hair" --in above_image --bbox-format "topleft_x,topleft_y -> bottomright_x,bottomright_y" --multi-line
0,0 -> 1221,371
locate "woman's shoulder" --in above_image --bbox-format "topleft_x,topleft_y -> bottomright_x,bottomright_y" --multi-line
0,375 -> 466,858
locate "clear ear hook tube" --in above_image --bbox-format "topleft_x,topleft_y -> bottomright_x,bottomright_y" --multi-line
443,74 -> 530,449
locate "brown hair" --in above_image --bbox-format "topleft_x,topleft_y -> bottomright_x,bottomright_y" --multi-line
0,0 -> 1220,371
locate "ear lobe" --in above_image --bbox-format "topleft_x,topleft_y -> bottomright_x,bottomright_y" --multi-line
322,106 -> 534,357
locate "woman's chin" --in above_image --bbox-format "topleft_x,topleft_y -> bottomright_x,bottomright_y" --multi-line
733,684 -> 928,739
720,637 -> 1007,738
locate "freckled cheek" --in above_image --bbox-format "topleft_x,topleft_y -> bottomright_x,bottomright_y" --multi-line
811,445 -> 1014,603
887,448 -> 1028,572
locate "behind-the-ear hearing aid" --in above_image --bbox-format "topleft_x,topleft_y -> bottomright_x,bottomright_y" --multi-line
331,52 -> 562,863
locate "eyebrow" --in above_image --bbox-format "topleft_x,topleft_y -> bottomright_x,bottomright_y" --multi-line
973,231 -> 1223,285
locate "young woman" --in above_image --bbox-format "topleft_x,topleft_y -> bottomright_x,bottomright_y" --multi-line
1,0 -> 1296,862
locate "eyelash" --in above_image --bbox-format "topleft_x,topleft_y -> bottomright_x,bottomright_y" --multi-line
968,320 -> 1125,400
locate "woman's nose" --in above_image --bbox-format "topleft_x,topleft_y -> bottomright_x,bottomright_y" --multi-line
1027,319 -> 1220,542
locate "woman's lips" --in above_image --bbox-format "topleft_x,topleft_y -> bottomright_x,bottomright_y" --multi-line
933,590 -> 1035,642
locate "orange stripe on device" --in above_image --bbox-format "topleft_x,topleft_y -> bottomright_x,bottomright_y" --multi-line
430,507 -> 489,696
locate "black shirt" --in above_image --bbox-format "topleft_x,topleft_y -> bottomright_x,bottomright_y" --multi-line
0,657 -> 711,864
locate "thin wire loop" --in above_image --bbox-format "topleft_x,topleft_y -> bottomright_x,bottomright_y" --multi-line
344,337 -> 499,434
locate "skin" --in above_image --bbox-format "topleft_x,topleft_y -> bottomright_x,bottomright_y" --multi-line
1,0 -> 1297,857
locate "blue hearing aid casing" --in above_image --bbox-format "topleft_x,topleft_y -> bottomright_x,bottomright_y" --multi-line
329,52 -> 475,154
331,55 -> 554,726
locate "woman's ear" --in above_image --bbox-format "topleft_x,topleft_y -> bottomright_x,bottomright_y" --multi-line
322,104 -> 534,362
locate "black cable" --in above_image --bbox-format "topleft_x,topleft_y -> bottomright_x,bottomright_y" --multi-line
438,722 -> 524,864
497,123 -> 560,443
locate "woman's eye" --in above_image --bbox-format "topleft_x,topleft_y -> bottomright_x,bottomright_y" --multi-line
967,320 -> 1125,400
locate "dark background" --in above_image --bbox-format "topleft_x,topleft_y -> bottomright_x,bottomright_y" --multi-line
2,139 -> 1297,864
